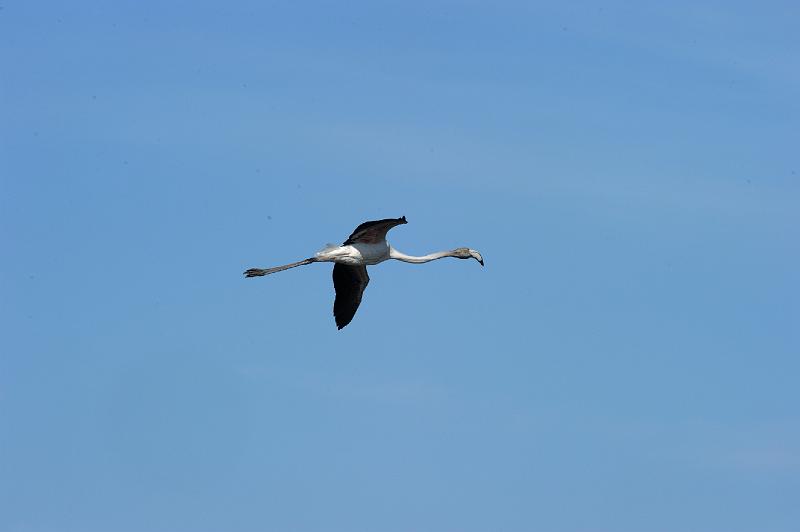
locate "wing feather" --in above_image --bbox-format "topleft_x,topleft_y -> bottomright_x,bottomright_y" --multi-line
343,216 -> 407,245
332,264 -> 370,329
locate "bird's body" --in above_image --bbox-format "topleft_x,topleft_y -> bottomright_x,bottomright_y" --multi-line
244,216 -> 483,329
316,242 -> 391,266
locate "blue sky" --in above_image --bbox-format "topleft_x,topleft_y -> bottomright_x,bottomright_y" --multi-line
1,1 -> 798,531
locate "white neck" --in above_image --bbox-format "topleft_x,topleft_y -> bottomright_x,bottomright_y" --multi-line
389,247 -> 455,264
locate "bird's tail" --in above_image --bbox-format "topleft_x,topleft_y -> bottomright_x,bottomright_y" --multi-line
244,258 -> 316,277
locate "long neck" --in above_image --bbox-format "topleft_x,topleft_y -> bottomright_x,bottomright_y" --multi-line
389,247 -> 456,264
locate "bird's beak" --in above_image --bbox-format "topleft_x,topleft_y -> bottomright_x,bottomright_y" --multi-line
469,250 -> 484,266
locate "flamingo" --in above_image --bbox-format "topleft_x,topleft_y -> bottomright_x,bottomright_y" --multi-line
244,216 -> 483,329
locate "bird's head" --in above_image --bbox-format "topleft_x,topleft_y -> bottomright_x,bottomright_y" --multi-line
453,247 -> 484,266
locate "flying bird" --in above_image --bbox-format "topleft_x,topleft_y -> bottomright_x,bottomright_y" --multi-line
244,216 -> 484,329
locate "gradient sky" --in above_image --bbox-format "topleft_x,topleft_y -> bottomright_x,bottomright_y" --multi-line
2,1 -> 798,531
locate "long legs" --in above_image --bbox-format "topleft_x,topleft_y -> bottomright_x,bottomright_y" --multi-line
243,258 -> 316,277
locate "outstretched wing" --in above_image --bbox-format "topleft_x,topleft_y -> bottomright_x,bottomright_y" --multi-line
343,216 -> 407,245
332,264 -> 370,329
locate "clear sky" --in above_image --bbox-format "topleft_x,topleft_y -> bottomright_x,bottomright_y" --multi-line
1,1 -> 798,531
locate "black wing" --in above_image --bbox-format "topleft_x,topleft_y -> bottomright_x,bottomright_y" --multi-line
343,216 -> 407,245
332,263 -> 370,329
